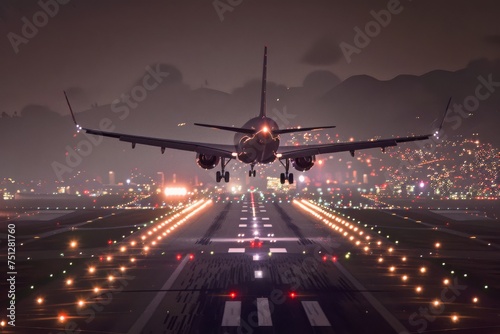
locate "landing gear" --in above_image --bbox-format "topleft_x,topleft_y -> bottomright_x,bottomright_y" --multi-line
279,159 -> 294,184
216,157 -> 232,183
249,164 -> 257,177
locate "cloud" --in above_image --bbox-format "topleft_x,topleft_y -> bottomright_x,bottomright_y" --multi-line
301,35 -> 343,66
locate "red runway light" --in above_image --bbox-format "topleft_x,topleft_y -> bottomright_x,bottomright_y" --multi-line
176,254 -> 182,260
189,254 -> 194,260
107,240 -> 112,245
332,256 -> 337,262
230,292 -> 236,299
322,255 -> 327,261
289,292 -> 296,299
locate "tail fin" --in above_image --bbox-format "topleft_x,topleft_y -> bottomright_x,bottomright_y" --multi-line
259,46 -> 267,118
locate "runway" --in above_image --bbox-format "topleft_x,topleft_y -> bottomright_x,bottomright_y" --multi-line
1,193 -> 500,333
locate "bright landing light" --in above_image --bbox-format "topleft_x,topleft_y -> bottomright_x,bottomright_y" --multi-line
164,187 -> 187,196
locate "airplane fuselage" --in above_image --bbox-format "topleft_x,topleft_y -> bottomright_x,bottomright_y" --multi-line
234,116 -> 280,164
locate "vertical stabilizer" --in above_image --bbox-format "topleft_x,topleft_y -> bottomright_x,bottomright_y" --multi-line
259,46 -> 267,118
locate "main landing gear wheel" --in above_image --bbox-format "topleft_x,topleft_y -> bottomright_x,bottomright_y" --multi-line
279,159 -> 294,184
216,157 -> 232,183
249,164 -> 257,177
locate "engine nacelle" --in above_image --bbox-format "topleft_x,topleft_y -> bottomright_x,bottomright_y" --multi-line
196,154 -> 220,170
292,156 -> 315,172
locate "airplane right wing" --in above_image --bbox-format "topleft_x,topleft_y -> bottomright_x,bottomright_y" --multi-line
83,127 -> 237,158
65,92 -> 236,158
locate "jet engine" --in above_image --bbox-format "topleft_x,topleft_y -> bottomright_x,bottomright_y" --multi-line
292,156 -> 315,172
196,154 -> 220,169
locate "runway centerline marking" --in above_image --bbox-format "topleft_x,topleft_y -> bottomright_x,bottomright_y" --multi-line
127,255 -> 190,334
257,298 -> 273,326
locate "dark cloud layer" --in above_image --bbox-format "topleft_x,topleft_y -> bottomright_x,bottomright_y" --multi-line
301,36 -> 343,66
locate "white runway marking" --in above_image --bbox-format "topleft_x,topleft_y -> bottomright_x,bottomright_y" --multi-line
240,217 -> 248,220
334,261 -> 409,333
127,256 -> 190,334
260,210 -> 267,212
262,217 -> 270,220
241,209 -> 248,212
239,224 -> 247,227
257,298 -> 273,326
269,248 -> 287,253
301,301 -> 331,326
221,301 -> 241,326
263,224 -> 272,227
228,248 -> 246,253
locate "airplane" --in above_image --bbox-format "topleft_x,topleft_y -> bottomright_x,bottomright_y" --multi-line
65,47 -> 448,184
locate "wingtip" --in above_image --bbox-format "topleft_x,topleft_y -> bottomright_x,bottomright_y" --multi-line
63,90 -> 82,130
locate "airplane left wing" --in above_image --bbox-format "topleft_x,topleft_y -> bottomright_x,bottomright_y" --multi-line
277,134 -> 431,159
278,98 -> 451,159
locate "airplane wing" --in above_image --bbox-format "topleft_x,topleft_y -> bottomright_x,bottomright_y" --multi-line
83,127 -> 237,158
277,134 -> 431,159
278,97 -> 451,159
64,91 -> 236,158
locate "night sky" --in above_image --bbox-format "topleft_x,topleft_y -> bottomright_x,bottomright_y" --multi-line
1,0 -> 499,114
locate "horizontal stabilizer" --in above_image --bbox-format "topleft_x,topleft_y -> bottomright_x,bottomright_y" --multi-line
194,123 -> 255,134
274,125 -> 336,135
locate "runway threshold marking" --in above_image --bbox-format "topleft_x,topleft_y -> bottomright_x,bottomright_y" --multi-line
228,248 -> 246,253
127,255 -> 190,334
239,224 -> 247,227
301,301 -> 331,326
334,261 -> 409,333
221,301 -> 241,326
257,298 -> 273,326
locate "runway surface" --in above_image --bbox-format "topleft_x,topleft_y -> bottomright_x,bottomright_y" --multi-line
1,193 -> 500,333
